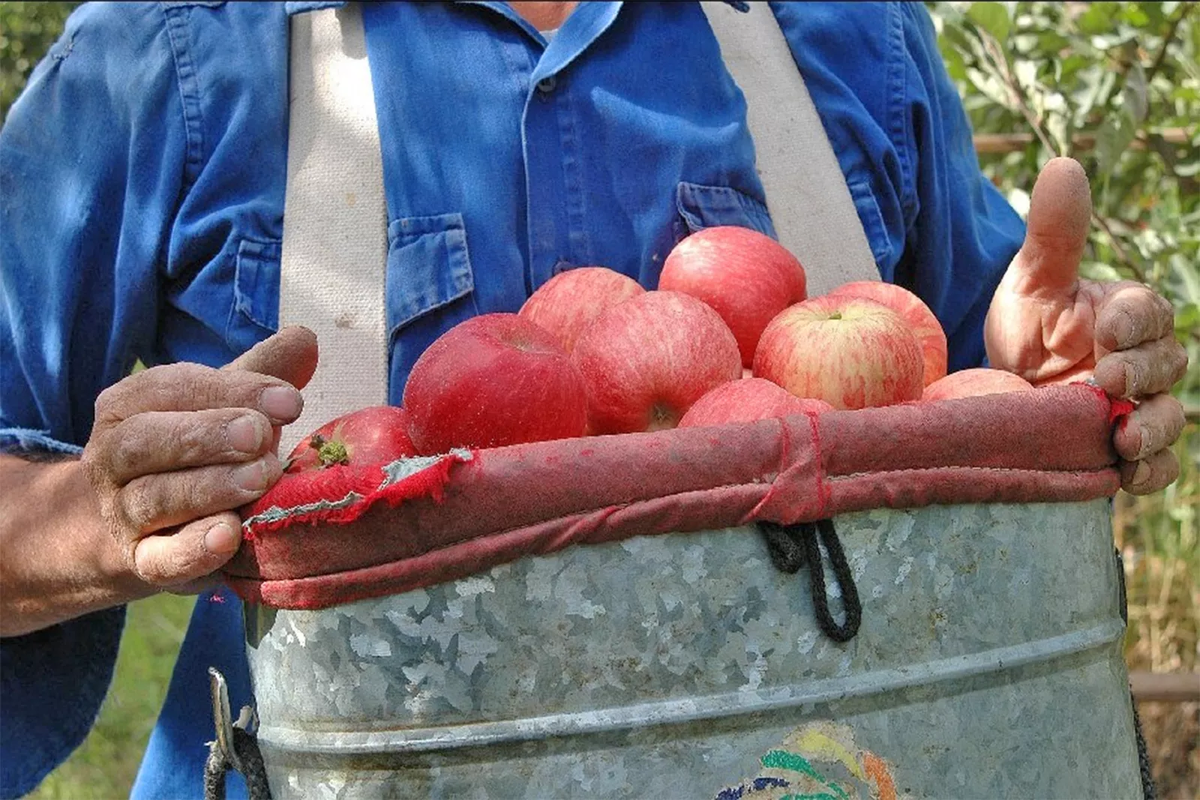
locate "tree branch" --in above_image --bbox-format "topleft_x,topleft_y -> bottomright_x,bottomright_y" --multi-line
1145,4 -> 1194,88
1090,211 -> 1147,284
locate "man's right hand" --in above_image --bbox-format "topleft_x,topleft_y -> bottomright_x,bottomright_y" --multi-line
80,326 -> 318,594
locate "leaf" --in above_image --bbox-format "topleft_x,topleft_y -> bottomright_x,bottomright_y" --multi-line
1120,5 -> 1150,28
1035,30 -> 1071,55
967,2 -> 1011,43
1173,303 -> 1200,344
942,44 -> 968,83
1081,261 -> 1126,284
1176,160 -> 1200,178
1122,62 -> 1149,125
1095,112 -> 1137,176
1077,3 -> 1119,36
1171,254 -> 1200,305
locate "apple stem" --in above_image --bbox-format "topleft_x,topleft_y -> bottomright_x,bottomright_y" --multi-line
310,434 -> 350,467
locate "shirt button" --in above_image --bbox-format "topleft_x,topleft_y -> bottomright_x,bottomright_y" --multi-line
536,75 -> 558,95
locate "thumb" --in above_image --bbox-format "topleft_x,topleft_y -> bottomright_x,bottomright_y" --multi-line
1010,156 -> 1092,297
224,325 -> 320,390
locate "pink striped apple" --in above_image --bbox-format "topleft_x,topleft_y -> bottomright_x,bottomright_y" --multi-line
572,291 -> 742,434
827,280 -> 948,386
922,368 -> 1034,402
519,267 -> 645,354
679,377 -> 833,428
753,296 -> 924,410
660,226 -> 806,368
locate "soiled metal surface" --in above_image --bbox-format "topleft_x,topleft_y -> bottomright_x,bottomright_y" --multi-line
244,500 -> 1141,798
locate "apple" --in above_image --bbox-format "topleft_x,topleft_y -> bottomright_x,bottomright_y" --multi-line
753,295 -> 924,410
519,266 -> 646,353
572,290 -> 742,434
826,280 -> 948,386
679,377 -> 833,428
922,368 -> 1034,401
404,313 -> 588,454
659,226 -> 806,368
242,405 -> 417,521
285,405 -> 415,471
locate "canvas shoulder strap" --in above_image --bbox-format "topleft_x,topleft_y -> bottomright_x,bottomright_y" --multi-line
700,1 -> 880,295
279,2 -> 880,451
278,4 -> 389,453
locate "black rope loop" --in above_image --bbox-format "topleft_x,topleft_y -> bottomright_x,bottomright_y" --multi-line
759,518 -> 862,643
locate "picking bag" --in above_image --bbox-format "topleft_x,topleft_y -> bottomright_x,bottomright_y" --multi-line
224,384 -> 1128,611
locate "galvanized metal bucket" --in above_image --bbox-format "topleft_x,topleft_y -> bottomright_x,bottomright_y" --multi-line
243,498 -> 1141,798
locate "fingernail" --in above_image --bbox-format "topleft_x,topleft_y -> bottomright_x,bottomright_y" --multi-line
227,415 -> 265,454
261,386 -> 303,421
205,522 -> 240,556
233,460 -> 269,491
1131,460 -> 1150,488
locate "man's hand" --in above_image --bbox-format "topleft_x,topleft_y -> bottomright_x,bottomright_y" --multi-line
984,157 -> 1188,495
80,326 -> 318,593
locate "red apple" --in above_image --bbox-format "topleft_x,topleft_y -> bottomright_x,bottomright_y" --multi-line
572,291 -> 742,434
753,296 -> 924,410
285,405 -> 415,471
519,267 -> 646,353
679,377 -> 833,428
404,313 -> 588,454
660,226 -> 806,368
922,368 -> 1034,402
827,280 -> 948,386
242,405 -> 417,522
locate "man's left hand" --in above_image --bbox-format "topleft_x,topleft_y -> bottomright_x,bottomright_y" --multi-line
984,157 -> 1188,495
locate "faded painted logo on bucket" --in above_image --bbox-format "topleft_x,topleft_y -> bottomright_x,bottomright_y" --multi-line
716,721 -> 899,800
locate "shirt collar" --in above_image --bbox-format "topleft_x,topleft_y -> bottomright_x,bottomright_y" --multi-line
285,1 -> 345,14
284,1 -> 750,16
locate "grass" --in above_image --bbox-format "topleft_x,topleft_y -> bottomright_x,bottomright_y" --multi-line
26,593 -> 194,800
1115,420 -> 1200,800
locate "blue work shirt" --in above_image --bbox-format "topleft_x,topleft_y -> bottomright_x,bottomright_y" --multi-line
0,1 -> 1025,797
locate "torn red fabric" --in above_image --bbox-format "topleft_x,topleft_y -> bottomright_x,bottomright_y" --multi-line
225,384 -> 1124,610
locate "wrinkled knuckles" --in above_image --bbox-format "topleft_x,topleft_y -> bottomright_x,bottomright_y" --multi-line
132,510 -> 243,588
133,525 -> 210,587
103,425 -> 157,484
1145,395 -> 1189,458
1170,340 -> 1189,385
119,479 -> 164,535
1121,449 -> 1181,496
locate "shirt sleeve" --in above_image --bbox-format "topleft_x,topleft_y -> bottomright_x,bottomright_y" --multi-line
0,4 -> 188,795
772,1 -> 1026,371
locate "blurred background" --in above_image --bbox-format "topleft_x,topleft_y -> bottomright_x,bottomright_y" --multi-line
1,1 -> 1196,797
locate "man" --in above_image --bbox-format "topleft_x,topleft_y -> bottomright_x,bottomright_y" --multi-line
0,1 -> 1186,797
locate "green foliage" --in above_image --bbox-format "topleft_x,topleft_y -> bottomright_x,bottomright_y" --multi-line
28,593 -> 195,799
0,2 -> 79,118
929,1 -> 1200,407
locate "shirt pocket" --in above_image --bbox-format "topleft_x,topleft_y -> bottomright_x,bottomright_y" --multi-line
674,181 -> 779,242
386,212 -> 478,342
228,238 -> 281,351
385,213 -> 482,393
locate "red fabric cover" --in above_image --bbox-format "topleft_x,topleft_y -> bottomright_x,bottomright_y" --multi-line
225,384 -> 1128,609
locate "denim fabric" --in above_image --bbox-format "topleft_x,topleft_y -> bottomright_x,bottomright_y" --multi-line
0,2 -> 1024,796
